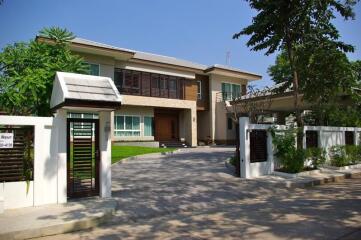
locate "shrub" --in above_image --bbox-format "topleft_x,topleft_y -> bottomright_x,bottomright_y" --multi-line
345,145 -> 361,164
271,128 -> 306,173
329,145 -> 349,167
306,147 -> 327,169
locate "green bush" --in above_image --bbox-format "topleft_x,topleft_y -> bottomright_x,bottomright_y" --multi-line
306,147 -> 327,169
345,145 -> 361,164
329,145 -> 361,167
271,128 -> 306,173
329,145 -> 349,167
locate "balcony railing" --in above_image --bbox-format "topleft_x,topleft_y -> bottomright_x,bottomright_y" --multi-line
114,69 -> 185,100
117,86 -> 183,99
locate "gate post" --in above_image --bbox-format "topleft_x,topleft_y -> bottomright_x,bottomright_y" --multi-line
99,111 -> 112,198
54,109 -> 67,203
239,117 -> 250,178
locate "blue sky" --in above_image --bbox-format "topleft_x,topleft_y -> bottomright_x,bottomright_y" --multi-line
0,0 -> 360,87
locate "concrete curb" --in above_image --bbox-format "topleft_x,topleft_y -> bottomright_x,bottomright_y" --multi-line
112,149 -> 183,165
0,201 -> 117,240
279,170 -> 361,189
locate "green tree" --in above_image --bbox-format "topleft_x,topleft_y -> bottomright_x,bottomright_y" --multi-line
0,27 -> 87,116
352,60 -> 361,84
234,0 -> 358,148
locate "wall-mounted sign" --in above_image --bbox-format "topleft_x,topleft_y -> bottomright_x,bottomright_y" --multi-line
0,133 -> 14,149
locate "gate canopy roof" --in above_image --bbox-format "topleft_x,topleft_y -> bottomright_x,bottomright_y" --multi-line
50,72 -> 122,111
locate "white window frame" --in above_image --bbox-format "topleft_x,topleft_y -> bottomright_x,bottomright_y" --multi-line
197,80 -> 202,100
114,115 -> 141,137
222,82 -> 241,100
84,62 -> 100,76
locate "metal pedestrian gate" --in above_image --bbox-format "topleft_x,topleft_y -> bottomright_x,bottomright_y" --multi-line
67,118 -> 99,198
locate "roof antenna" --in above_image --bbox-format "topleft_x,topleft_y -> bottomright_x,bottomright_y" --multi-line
226,51 -> 231,66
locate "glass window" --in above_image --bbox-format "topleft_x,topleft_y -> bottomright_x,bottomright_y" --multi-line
114,71 -> 123,89
232,84 -> 240,99
84,62 -> 100,76
114,115 -> 141,137
169,77 -> 177,90
160,75 -> 168,89
124,70 -> 132,88
144,117 -> 154,136
197,81 -> 202,100
151,74 -> 159,88
132,71 -> 141,89
222,83 -> 240,101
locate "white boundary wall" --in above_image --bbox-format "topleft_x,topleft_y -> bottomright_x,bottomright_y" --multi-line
0,111 -> 113,212
239,117 -> 361,179
0,116 -> 64,210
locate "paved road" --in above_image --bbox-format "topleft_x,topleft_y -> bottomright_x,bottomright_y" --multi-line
37,147 -> 361,240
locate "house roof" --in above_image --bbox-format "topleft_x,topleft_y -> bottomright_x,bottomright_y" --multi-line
50,72 -> 122,110
47,36 -> 261,78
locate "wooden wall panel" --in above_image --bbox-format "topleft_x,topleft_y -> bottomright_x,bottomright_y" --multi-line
184,79 -> 198,101
196,74 -> 209,110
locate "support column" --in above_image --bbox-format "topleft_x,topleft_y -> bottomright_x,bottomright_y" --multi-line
54,109 -> 67,204
184,107 -> 197,147
267,130 -> 274,174
354,129 -> 359,146
99,111 -> 112,198
239,117 -> 250,178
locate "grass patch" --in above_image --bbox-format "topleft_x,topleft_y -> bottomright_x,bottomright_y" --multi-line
111,145 -> 176,164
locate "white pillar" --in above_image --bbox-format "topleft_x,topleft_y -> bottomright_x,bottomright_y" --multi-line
302,128 -> 307,149
99,111 -> 112,198
54,109 -> 67,204
354,130 -> 358,146
239,117 -> 250,178
267,131 -> 274,174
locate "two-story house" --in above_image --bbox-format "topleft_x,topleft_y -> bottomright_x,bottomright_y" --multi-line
38,36 -> 262,147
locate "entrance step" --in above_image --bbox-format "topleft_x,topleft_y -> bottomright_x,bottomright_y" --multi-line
160,141 -> 189,148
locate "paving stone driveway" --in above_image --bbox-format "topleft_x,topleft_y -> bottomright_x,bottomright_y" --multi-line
38,147 -> 361,240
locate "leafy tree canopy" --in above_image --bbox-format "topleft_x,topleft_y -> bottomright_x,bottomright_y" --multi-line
0,27 -> 87,116
234,0 -> 358,147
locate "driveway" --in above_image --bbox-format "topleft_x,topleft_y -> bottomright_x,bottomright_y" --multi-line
37,147 -> 361,240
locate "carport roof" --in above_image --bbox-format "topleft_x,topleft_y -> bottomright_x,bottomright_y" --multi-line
50,72 -> 122,111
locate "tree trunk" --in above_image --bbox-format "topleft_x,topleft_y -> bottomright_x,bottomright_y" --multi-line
286,39 -> 304,149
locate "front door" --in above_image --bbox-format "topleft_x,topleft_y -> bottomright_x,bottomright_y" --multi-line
67,118 -> 99,198
155,113 -> 179,141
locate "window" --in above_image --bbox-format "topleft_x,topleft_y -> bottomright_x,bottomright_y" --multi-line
197,81 -> 202,100
227,118 -> 233,130
84,62 -> 100,76
67,112 -> 98,119
222,83 -> 241,101
114,115 -> 141,137
144,116 -> 154,136
114,71 -> 123,89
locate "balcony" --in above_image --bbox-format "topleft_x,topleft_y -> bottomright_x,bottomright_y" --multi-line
115,69 -> 185,100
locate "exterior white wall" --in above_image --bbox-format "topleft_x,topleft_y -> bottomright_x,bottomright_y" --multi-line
209,74 -> 248,143
0,116 -> 58,210
303,126 -> 361,156
239,117 -> 361,179
0,181 -> 34,209
0,111 -> 114,210
239,117 -> 281,178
